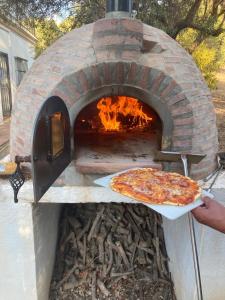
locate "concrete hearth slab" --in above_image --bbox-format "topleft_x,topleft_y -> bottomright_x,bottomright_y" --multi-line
0,169 -> 224,204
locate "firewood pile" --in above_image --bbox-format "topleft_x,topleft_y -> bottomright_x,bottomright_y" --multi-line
49,203 -> 176,300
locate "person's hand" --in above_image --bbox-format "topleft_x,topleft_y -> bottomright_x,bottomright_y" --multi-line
191,197 -> 225,233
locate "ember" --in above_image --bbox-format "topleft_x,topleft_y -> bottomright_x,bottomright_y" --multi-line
49,203 -> 176,300
97,96 -> 153,131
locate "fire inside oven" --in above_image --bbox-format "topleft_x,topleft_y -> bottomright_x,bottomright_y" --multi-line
74,96 -> 162,174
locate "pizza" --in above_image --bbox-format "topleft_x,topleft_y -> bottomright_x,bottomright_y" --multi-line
110,168 -> 201,206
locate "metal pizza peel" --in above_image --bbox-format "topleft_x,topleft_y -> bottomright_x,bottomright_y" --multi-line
155,151 -> 206,300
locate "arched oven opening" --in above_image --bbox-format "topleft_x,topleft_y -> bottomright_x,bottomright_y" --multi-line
74,95 -> 163,174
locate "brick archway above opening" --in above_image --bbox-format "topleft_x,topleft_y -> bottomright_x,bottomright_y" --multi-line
10,18 -> 218,178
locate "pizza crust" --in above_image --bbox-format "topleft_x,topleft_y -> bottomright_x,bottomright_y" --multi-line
110,168 -> 201,206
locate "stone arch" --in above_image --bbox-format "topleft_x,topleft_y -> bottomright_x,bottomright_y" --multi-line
50,62 -> 194,153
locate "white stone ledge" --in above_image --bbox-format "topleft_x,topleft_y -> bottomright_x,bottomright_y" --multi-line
0,180 -> 135,204
0,170 -> 224,204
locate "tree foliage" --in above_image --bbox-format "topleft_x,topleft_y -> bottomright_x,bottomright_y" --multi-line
34,19 -> 62,57
34,16 -> 75,57
178,29 -> 225,88
1,0 -> 225,40
1,0 -> 225,88
0,0 -> 72,20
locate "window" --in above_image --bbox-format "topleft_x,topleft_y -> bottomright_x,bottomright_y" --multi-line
50,112 -> 65,158
15,57 -> 28,86
0,52 -> 12,117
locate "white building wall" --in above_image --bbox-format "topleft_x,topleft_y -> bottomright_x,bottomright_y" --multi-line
0,23 -> 35,123
0,202 -> 37,300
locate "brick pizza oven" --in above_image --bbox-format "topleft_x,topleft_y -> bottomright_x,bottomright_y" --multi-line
0,1 -> 223,300
10,5 -> 218,202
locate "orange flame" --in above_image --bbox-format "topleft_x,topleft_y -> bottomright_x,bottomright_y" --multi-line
97,96 -> 152,131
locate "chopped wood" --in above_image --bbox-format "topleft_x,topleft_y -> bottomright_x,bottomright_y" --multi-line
125,211 -> 142,238
137,245 -> 155,256
83,234 -> 87,266
97,279 -> 110,297
77,219 -> 91,241
110,270 -> 134,277
97,235 -> 104,264
127,206 -> 144,224
131,233 -> 140,265
68,216 -> 82,231
105,234 -> 113,276
91,271 -> 97,300
49,203 -> 176,300
88,207 -> 105,242
115,241 -> 130,268
56,264 -> 77,289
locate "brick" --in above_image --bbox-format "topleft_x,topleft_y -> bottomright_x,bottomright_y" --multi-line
150,73 -> 165,93
160,79 -> 176,98
78,70 -> 89,93
172,137 -> 192,147
173,127 -> 193,136
146,68 -> 161,90
123,62 -> 132,84
121,19 -> 143,34
166,84 -> 183,98
16,137 -> 24,147
115,62 -> 125,84
94,34 -> 141,48
191,163 -> 217,180
121,50 -> 140,61
173,111 -> 193,119
108,62 -> 118,84
91,65 -> 102,89
94,19 -> 120,33
82,67 -> 95,90
95,49 -> 117,62
166,94 -> 187,106
58,78 -> 81,102
103,63 -> 112,85
165,66 -> 175,74
138,66 -> 150,89
63,75 -> 83,98
127,63 -> 138,85
171,105 -> 193,117
51,66 -> 62,74
51,88 -> 73,109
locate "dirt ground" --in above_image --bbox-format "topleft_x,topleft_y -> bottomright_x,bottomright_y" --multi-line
212,68 -> 225,152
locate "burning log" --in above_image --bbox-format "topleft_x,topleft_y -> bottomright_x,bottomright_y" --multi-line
49,203 -> 176,299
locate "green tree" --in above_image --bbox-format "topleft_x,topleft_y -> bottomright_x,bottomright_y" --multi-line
58,16 -> 75,32
1,0 -> 225,40
178,29 -> 225,88
2,0 -> 225,88
33,16 -> 76,57
34,19 -> 62,57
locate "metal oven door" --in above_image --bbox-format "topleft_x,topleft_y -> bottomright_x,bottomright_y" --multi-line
32,96 -> 71,202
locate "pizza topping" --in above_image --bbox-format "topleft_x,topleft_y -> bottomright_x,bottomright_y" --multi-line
110,168 -> 200,206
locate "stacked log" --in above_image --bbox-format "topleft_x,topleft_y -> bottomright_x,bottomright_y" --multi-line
49,203 -> 176,300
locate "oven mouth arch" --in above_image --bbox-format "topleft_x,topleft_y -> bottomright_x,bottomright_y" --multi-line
69,84 -> 174,152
